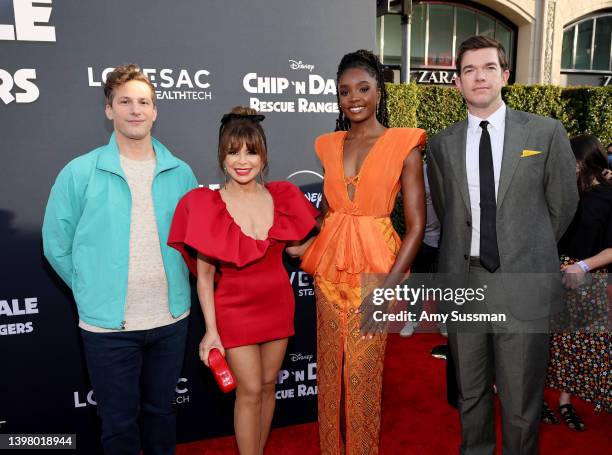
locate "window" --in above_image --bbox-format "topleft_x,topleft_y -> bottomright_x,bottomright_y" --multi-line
562,12 -> 612,72
562,26 -> 575,69
593,16 -> 612,70
376,1 -> 515,70
456,7 -> 477,53
410,3 -> 426,67
428,4 -> 454,66
575,20 -> 593,70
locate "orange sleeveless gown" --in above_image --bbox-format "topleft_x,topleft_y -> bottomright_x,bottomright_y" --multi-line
301,128 -> 426,455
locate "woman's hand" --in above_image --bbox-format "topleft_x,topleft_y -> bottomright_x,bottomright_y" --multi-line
285,237 -> 315,258
199,330 -> 224,366
357,291 -> 390,339
561,263 -> 586,289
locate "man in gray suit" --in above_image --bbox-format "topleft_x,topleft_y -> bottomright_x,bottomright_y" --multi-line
427,36 -> 578,454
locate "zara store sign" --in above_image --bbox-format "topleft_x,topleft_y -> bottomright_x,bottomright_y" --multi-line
411,69 -> 458,85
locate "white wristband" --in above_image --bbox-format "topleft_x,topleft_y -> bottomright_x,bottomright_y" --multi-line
576,260 -> 590,273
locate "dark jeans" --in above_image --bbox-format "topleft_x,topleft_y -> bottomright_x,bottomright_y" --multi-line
81,317 -> 189,455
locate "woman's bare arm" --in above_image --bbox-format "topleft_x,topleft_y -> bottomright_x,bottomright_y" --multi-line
196,252 -> 224,365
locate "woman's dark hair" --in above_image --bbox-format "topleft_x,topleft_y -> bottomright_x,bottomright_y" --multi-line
335,49 -> 389,131
571,134 -> 609,195
218,106 -> 268,173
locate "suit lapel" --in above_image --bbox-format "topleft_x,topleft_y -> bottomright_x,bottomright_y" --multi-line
497,108 -> 529,208
444,119 -> 471,214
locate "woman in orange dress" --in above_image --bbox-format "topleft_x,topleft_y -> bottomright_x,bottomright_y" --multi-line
294,50 -> 426,455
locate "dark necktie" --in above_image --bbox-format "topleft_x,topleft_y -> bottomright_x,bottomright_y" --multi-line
479,120 -> 500,272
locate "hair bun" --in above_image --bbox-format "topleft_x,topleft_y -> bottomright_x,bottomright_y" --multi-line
230,106 -> 258,116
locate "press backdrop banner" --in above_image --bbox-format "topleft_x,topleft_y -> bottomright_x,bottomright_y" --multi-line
0,1 -> 373,452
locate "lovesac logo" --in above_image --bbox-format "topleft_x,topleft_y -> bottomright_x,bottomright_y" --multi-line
73,378 -> 190,409
0,68 -> 39,104
173,377 -> 190,405
0,297 -> 39,335
88,67 -> 212,102
0,0 -> 56,42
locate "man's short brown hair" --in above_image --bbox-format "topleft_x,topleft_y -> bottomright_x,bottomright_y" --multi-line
456,36 -> 509,73
103,64 -> 156,106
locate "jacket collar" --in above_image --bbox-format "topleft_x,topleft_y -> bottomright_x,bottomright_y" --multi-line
442,107 -> 530,213
96,132 -> 180,177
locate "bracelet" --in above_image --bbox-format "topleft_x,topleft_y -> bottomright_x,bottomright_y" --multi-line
576,260 -> 590,273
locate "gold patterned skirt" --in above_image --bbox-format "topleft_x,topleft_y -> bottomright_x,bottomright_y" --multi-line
315,278 -> 388,455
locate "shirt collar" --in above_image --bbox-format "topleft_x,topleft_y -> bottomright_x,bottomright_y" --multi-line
467,102 -> 506,133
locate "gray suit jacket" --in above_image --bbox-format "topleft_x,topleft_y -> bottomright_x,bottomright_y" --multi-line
427,108 -> 579,320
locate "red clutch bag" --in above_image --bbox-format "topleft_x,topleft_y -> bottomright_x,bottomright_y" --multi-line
208,348 -> 237,393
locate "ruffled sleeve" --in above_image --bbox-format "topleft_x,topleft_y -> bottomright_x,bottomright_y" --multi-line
168,188 -> 271,273
168,184 -> 319,275
267,181 -> 319,241
167,191 -> 198,275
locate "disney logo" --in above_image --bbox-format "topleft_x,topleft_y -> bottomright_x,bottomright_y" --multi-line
289,353 -> 314,362
289,60 -> 315,72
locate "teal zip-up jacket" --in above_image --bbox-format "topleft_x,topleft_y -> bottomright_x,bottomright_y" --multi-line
42,133 -> 198,329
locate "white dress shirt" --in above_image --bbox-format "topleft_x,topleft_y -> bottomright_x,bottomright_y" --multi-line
466,102 -> 506,257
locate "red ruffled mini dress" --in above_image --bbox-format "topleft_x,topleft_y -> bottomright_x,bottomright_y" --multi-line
168,181 -> 318,349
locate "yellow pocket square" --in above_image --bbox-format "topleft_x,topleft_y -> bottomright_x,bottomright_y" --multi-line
521,149 -> 542,157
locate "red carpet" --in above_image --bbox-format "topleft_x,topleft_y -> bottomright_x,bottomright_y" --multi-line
177,334 -> 611,454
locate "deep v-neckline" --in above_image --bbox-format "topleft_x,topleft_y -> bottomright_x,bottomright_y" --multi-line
340,129 -> 388,203
218,185 -> 275,241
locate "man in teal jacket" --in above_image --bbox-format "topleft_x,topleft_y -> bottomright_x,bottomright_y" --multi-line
42,64 -> 197,455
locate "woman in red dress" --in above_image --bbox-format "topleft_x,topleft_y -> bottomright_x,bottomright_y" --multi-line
168,106 -> 318,454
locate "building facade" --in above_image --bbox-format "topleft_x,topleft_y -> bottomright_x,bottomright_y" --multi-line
377,0 -> 612,86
